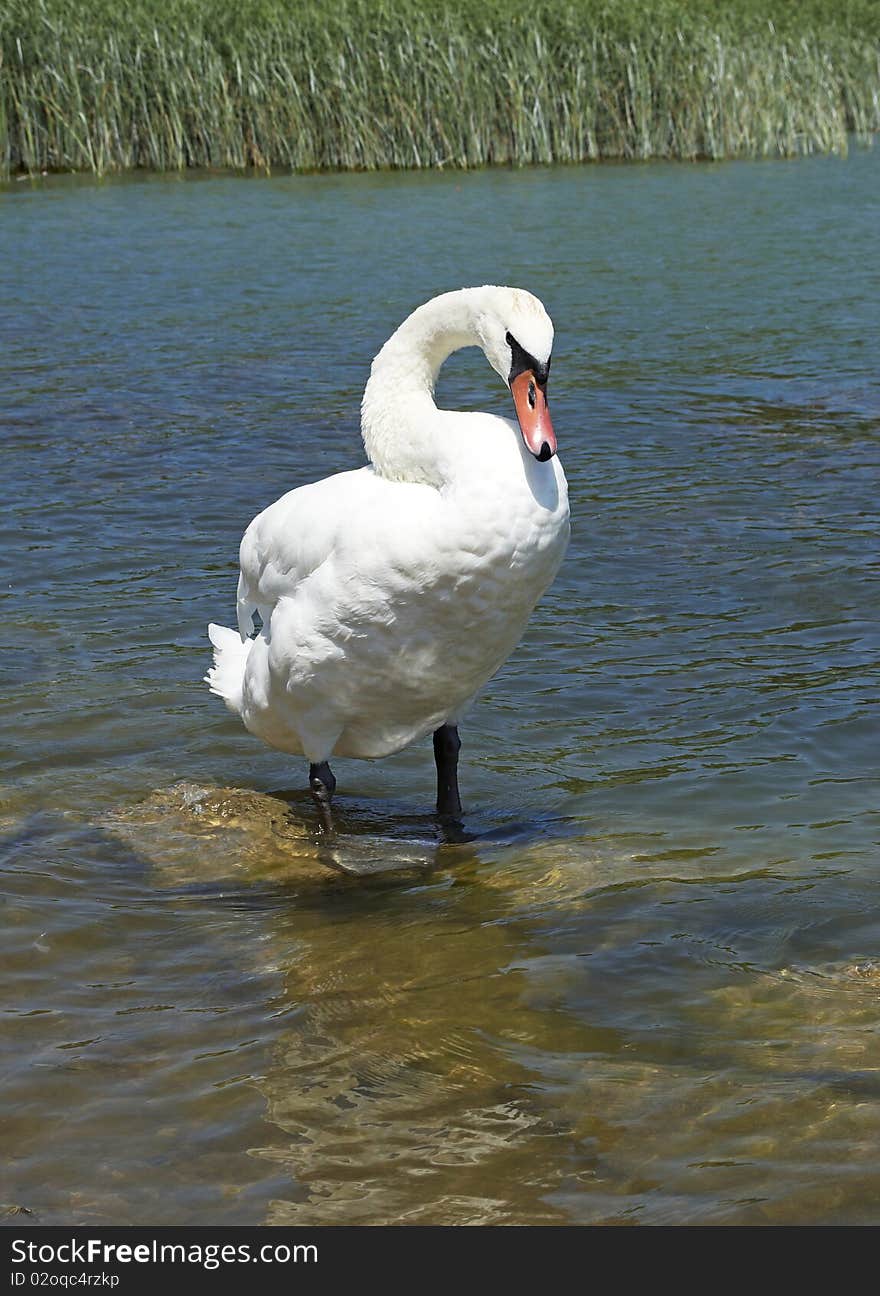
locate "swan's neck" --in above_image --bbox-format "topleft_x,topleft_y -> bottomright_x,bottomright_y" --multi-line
361,289 -> 488,485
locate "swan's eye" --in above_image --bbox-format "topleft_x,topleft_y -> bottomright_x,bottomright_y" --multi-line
528,381 -> 536,409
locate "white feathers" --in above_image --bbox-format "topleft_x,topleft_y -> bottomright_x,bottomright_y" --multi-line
361,285 -> 554,482
205,286 -> 570,764
204,623 -> 254,715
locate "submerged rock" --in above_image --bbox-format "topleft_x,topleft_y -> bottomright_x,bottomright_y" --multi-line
104,781 -> 322,888
103,782 -> 457,887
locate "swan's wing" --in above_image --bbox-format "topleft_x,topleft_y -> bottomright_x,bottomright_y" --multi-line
237,468 -> 358,635
236,467 -> 438,637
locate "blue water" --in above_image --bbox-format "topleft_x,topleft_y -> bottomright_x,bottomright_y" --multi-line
1,148 -> 879,1224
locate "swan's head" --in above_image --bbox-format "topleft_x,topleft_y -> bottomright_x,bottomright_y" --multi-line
474,286 -> 556,462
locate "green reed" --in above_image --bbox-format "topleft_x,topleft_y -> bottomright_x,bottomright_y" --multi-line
2,0 -> 879,177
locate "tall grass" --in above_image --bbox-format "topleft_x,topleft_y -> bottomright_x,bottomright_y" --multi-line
2,0 -> 879,177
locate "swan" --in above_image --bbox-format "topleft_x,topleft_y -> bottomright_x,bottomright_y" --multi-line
205,285 -> 570,829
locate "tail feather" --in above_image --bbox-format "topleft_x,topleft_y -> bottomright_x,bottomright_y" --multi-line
205,623 -> 253,715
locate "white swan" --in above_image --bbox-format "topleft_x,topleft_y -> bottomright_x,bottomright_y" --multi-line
206,286 -> 570,828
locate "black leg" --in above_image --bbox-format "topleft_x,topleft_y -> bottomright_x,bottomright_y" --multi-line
433,724 -> 462,818
309,760 -> 336,833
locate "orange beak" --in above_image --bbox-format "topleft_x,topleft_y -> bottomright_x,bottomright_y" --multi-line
510,370 -> 556,462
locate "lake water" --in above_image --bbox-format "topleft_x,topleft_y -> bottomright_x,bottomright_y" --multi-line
2,148 -> 879,1226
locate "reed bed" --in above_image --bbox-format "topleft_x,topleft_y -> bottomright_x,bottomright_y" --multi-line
2,0 -> 879,177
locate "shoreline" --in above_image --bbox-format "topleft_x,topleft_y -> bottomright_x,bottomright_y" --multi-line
4,0 -> 880,179
2,138 -> 876,191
